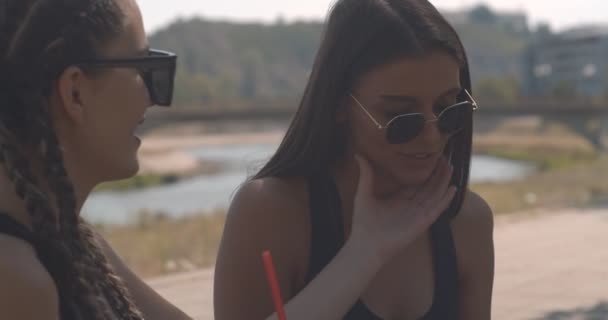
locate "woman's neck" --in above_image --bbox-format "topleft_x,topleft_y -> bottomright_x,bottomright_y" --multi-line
0,161 -> 92,230
59,147 -> 97,215
60,168 -> 94,216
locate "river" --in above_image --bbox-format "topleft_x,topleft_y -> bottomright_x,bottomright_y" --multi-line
82,143 -> 536,224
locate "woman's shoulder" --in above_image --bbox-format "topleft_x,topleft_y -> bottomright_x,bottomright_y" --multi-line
215,176 -> 313,308
454,189 -> 494,229
0,235 -> 59,319
222,175 -> 312,253
228,176 -> 311,224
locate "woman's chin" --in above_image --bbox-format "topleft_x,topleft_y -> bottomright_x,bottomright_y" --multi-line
370,172 -> 430,197
98,159 -> 140,184
393,168 -> 435,187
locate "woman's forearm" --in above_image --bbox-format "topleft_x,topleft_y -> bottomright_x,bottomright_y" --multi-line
266,238 -> 383,320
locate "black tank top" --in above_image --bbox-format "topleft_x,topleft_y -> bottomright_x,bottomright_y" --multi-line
0,214 -> 80,320
305,173 -> 460,319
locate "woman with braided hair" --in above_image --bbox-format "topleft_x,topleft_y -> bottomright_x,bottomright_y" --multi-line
0,0 -> 191,319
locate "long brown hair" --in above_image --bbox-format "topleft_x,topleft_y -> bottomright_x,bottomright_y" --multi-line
253,0 -> 473,219
1,0 -> 143,319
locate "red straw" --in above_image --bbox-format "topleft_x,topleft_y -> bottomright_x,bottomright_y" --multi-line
262,250 -> 287,320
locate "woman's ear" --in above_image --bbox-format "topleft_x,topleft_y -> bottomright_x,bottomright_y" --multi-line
55,66 -> 90,125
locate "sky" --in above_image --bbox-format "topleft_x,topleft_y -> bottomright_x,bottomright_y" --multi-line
138,0 -> 608,34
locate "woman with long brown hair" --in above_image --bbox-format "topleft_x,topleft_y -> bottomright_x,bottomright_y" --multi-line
214,0 -> 495,319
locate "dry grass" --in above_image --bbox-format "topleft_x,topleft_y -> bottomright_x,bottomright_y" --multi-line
95,162 -> 225,192
470,122 -> 606,213
473,120 -> 596,155
97,210 -> 227,278
472,154 -> 608,214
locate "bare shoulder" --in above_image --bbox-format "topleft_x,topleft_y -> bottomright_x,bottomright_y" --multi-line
222,176 -> 311,262
214,176 -> 312,320
452,189 -> 494,234
0,235 -> 59,319
225,176 -> 310,242
451,190 -> 495,279
228,176 -> 309,218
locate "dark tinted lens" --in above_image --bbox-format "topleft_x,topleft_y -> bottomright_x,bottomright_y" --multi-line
146,50 -> 176,106
142,65 -> 174,106
150,67 -> 172,105
437,102 -> 469,134
386,114 -> 425,144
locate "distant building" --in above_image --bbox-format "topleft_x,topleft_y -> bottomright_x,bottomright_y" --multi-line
524,25 -> 608,98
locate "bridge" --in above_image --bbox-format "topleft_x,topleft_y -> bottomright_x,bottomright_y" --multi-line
475,102 -> 608,151
141,101 -> 608,151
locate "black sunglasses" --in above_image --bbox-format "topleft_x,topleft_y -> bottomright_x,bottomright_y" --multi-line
76,49 -> 177,106
350,89 -> 478,144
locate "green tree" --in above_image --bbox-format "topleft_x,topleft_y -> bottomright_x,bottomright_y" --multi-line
173,72 -> 216,105
147,16 -> 531,108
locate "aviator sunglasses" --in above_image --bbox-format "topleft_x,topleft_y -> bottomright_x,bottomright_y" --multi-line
349,89 -> 478,144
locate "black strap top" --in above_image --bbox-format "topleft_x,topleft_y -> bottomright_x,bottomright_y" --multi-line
305,173 -> 460,319
0,214 -> 80,320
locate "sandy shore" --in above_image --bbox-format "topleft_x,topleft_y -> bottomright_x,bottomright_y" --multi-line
136,130 -> 284,175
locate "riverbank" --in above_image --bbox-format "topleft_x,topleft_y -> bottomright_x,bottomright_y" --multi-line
95,129 -> 284,191
93,122 -> 608,277
99,147 -> 608,278
100,153 -> 608,278
137,118 -> 597,176
471,153 -> 608,213
99,121 -> 596,192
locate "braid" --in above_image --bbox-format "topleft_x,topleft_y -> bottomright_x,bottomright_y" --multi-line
0,139 -> 105,320
1,0 -> 145,318
79,222 -> 146,320
43,125 -> 144,320
0,102 -> 120,320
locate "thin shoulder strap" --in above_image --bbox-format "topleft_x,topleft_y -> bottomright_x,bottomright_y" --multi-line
305,172 -> 345,283
428,215 -> 460,318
